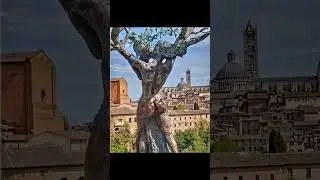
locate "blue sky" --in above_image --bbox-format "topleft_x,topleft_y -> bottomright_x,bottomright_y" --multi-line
111,28 -> 210,101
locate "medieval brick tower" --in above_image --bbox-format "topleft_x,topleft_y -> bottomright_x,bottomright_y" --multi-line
186,68 -> 191,86
243,19 -> 259,80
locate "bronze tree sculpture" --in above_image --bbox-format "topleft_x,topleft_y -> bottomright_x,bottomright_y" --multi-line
111,27 -> 210,153
59,0 -> 109,179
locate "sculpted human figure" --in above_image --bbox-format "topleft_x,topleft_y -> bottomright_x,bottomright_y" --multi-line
111,27 -> 210,153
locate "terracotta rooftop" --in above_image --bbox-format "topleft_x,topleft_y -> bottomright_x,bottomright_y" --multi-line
111,107 -> 137,115
211,152 -> 320,169
168,110 -> 210,116
110,107 -> 210,116
1,145 -> 85,169
1,130 -> 90,142
110,77 -> 126,81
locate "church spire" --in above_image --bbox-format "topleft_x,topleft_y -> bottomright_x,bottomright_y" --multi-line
186,68 -> 191,86
243,19 -> 259,79
245,18 -> 255,35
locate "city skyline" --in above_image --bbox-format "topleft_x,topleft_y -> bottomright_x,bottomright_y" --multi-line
111,27 -> 210,101
211,0 -> 320,78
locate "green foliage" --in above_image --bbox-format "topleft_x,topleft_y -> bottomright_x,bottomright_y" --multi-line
194,103 -> 200,110
269,129 -> 287,153
110,122 -> 134,153
212,137 -> 241,152
173,104 -> 186,110
174,119 -> 210,153
130,27 -> 181,48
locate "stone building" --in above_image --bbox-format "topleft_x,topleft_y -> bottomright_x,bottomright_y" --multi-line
1,145 -> 85,180
1,50 -> 65,134
1,129 -> 89,180
110,105 -> 210,134
110,78 -> 131,104
161,69 -> 210,110
211,20 -> 320,153
211,152 -> 320,180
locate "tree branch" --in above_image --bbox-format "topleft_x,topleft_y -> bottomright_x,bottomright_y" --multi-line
111,27 -> 148,80
174,27 -> 194,45
191,27 -> 209,34
186,31 -> 210,46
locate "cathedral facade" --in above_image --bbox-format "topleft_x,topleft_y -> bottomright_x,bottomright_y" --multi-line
211,20 -> 320,153
212,20 -> 320,94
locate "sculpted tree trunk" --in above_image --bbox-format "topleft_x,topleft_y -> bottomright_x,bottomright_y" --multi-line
111,27 -> 210,153
59,0 -> 109,179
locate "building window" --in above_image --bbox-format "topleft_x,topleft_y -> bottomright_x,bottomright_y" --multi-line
306,168 -> 311,179
270,174 -> 274,180
223,177 -> 228,180
129,118 -> 132,123
123,89 -> 125,93
255,175 -> 260,180
239,176 -> 243,180
134,118 -> 137,122
185,122 -> 187,126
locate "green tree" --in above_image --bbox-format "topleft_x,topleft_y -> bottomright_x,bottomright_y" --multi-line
173,104 -> 186,110
111,122 -> 134,153
212,136 -> 241,152
175,129 -> 195,151
269,129 -> 287,153
194,103 -> 200,110
174,119 -> 210,153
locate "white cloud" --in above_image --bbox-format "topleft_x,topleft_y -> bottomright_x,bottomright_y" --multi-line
110,64 -> 134,73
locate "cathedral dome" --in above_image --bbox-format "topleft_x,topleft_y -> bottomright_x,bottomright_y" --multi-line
215,50 -> 249,80
177,77 -> 187,88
